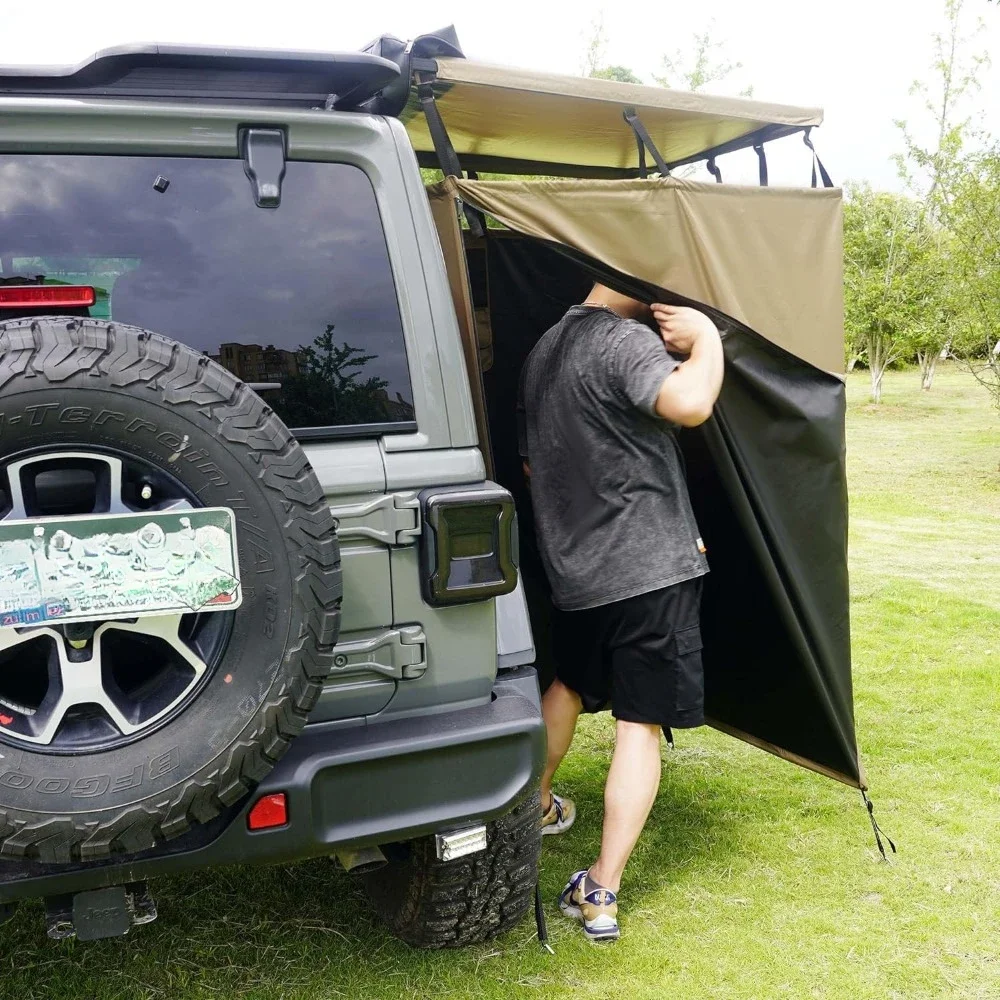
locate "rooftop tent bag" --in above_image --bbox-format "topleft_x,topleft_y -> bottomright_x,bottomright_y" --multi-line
428,176 -> 861,789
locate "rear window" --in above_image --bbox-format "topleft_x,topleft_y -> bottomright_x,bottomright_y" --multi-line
0,154 -> 414,434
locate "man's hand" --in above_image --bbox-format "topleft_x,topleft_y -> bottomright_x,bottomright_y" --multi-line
651,304 -> 719,356
649,305 -> 725,427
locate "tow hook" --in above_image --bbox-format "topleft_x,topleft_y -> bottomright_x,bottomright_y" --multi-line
334,845 -> 387,874
44,881 -> 157,941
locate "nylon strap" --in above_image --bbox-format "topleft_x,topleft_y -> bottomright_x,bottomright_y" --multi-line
416,76 -> 462,178
753,143 -> 768,187
416,73 -> 484,237
803,128 -> 834,188
534,881 -> 553,953
623,109 -> 670,177
861,789 -> 896,861
707,157 -> 723,183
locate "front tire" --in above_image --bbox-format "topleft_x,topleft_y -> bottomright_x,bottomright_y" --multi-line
361,791 -> 542,948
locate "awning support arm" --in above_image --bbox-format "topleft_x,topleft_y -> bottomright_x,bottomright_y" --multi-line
416,72 -> 485,237
707,156 -> 723,183
753,143 -> 768,187
623,109 -> 670,177
803,128 -> 834,188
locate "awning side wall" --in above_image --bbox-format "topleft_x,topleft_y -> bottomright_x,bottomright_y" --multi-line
427,189 -> 493,478
429,180 -> 859,785
476,234 -> 859,788
438,177 -> 845,374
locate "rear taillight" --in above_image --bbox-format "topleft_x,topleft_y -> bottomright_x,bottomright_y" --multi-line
420,484 -> 518,606
0,285 -> 97,309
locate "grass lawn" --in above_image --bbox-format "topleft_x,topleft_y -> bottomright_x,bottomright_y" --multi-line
2,365 -> 998,999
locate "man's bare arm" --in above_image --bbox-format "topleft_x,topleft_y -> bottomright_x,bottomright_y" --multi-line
649,305 -> 724,427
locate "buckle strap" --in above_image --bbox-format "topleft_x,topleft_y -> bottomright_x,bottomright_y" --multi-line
753,143 -> 768,187
623,108 -> 670,177
803,128 -> 833,188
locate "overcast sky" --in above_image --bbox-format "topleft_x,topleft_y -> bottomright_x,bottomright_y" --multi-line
1,0 -> 997,189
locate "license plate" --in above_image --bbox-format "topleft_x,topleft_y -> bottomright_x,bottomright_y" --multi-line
0,508 -> 241,628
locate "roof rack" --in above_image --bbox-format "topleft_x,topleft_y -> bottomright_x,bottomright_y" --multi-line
0,43 -> 400,110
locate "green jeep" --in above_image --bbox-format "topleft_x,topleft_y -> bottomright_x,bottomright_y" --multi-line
0,30 -> 865,947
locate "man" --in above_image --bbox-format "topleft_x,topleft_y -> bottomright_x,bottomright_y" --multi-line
518,283 -> 724,943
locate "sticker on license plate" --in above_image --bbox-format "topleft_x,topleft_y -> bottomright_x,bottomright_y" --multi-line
0,507 -> 241,628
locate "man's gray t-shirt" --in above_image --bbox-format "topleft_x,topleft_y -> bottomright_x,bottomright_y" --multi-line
518,305 -> 708,611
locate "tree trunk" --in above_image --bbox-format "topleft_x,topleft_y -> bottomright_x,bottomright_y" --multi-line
917,350 -> 939,391
866,334 -> 887,404
846,354 -> 860,373
870,366 -> 884,404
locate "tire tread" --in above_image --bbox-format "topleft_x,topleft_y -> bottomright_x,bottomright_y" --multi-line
0,318 -> 342,862
361,792 -> 542,949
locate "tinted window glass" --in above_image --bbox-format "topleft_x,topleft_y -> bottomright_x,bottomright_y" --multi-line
0,155 -> 414,431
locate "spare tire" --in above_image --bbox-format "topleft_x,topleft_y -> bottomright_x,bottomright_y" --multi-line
0,318 -> 341,862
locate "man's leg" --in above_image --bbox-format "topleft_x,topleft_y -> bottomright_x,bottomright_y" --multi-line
540,677 -> 583,810
588,719 -> 662,893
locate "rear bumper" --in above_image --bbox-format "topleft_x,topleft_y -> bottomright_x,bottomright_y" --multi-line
0,667 -> 544,903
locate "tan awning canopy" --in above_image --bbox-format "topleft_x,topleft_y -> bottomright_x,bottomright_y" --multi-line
403,58 -> 824,177
431,176 -> 844,373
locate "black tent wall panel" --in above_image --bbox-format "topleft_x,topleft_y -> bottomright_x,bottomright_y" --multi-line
477,236 -> 860,787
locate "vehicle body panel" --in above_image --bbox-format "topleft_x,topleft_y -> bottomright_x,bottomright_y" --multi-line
0,96 -> 499,726
0,91 -> 539,902
0,669 -> 543,903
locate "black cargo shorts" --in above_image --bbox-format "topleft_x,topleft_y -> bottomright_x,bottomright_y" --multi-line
551,577 -> 704,729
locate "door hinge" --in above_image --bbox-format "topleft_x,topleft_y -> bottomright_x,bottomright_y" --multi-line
330,626 -> 428,681
330,492 -> 420,546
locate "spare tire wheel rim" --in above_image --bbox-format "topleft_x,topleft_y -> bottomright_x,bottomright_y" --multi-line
0,447 -> 236,753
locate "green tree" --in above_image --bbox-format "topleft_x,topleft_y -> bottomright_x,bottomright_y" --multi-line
277,324 -> 410,428
895,0 -> 999,424
581,13 -> 750,94
649,21 -> 753,179
653,22 -> 753,97
581,12 -> 643,84
590,65 -> 643,84
945,150 -> 1000,418
896,0 -> 1000,406
844,186 -> 951,403
582,11 -> 609,77
911,230 -> 959,391
894,0 -> 988,210
844,325 -> 866,374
